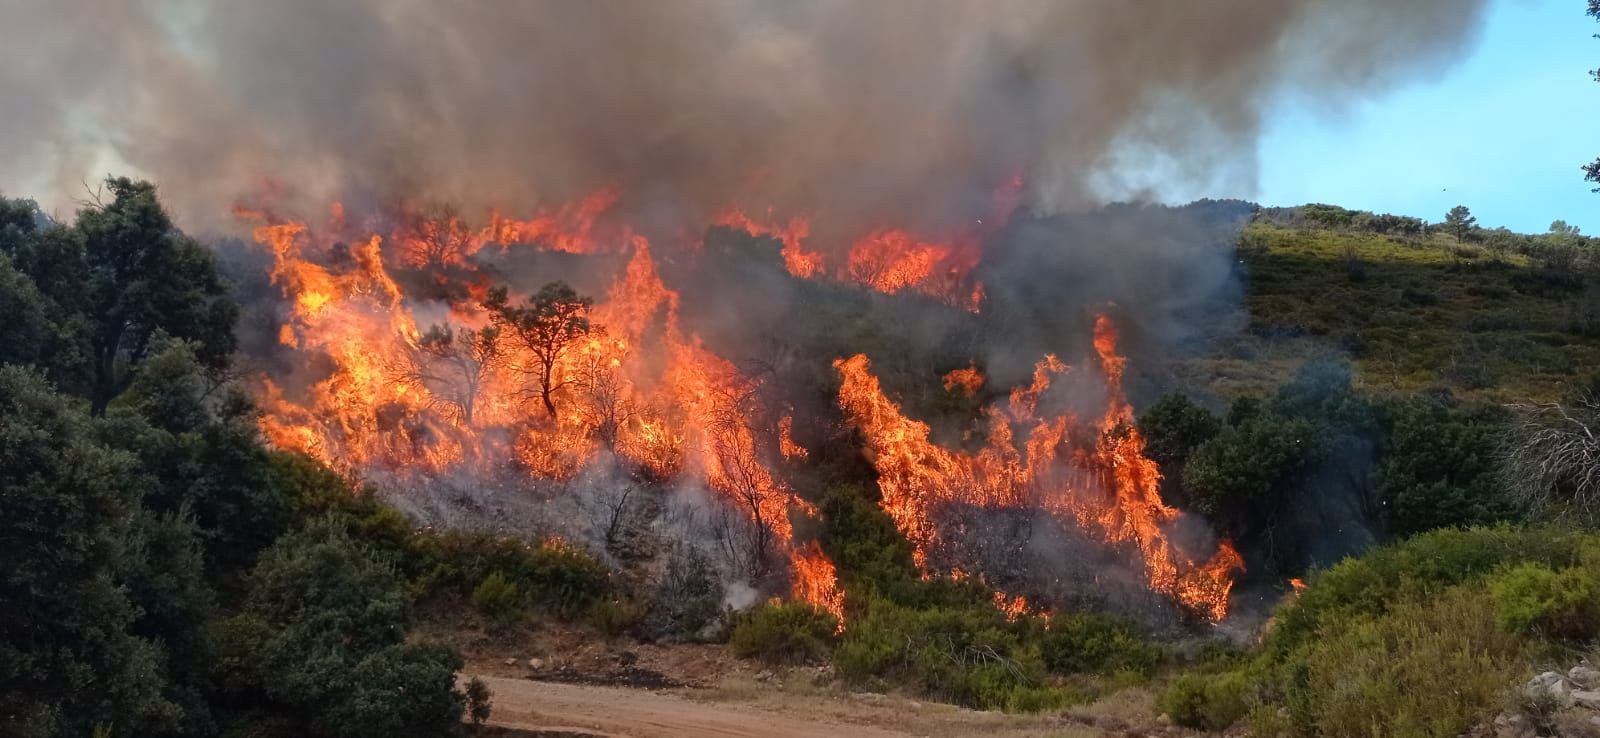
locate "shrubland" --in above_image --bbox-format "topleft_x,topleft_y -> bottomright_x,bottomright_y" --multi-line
8,183 -> 1600,736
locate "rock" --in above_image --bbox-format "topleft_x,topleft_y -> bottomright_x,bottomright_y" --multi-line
1573,689 -> 1600,709
504,657 -> 518,666
850,692 -> 887,702
755,670 -> 774,682
1571,666 -> 1600,688
1156,714 -> 1172,726
528,658 -> 545,671
1494,713 -> 1536,738
1532,671 -> 1566,689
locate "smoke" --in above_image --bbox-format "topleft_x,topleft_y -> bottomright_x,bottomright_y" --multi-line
2,0 -> 1487,233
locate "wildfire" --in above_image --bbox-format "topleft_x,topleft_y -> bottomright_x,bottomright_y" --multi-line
833,315 -> 1244,620
715,210 -> 826,278
238,200 -> 841,616
942,364 -> 985,397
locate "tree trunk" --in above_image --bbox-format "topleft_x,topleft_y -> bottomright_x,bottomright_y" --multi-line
541,384 -> 557,417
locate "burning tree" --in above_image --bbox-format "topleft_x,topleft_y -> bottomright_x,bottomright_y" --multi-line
399,323 -> 501,426
485,281 -> 598,418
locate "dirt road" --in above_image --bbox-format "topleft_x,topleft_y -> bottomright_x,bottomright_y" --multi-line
471,675 -> 912,737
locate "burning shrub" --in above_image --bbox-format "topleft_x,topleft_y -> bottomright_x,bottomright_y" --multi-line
1488,564 -> 1600,641
729,602 -> 839,665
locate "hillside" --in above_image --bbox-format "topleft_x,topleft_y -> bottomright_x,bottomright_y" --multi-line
1174,208 -> 1600,404
5,186 -> 1600,738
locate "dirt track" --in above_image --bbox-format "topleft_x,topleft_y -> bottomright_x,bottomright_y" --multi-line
471,675 -> 911,737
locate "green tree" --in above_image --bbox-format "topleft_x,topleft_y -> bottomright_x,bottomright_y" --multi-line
73,178 -> 237,415
224,520 -> 467,738
0,366 -> 180,737
1183,410 -> 1319,519
1443,205 -> 1477,243
0,252 -> 53,366
1585,1 -> 1600,190
485,281 -> 596,417
1377,400 -> 1514,536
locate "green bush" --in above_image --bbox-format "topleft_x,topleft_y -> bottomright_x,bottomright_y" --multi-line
1157,671 -> 1250,731
589,597 -> 645,638
470,571 -> 526,623
834,599 -> 1064,711
729,602 -> 839,665
1040,613 -> 1160,676
406,533 -> 609,619
1266,526 -> 1593,658
1282,587 -> 1523,738
1489,564 -> 1600,641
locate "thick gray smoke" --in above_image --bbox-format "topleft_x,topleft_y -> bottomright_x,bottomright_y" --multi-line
2,0 -> 1486,233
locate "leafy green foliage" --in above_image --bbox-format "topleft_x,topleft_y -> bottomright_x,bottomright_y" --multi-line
1039,613 -> 1160,676
1274,587 -> 1523,738
1376,399 -> 1515,535
407,532 -> 610,619
218,521 -> 466,738
834,597 -> 1075,712
0,366 -> 181,737
470,570 -> 527,624
729,602 -> 839,665
1488,563 -> 1600,641
1183,409 -> 1317,518
74,178 -> 237,413
1157,671 -> 1250,731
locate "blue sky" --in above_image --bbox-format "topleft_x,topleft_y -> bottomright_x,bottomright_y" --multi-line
1253,0 -> 1599,234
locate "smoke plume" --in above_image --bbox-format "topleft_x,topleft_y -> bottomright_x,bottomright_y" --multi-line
2,0 -> 1486,232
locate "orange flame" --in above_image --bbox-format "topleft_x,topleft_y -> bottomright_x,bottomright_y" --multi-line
240,199 -> 841,617
715,210 -> 826,278
833,315 -> 1242,620
942,364 -> 985,397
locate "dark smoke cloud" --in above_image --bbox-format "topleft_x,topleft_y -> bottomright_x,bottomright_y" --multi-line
1,0 -> 1486,233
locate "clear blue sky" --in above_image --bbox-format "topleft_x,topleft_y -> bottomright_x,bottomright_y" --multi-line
1254,0 -> 1599,234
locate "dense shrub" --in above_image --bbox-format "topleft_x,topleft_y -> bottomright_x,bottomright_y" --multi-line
1488,564 -> 1600,641
470,570 -> 527,623
1267,526 -> 1592,657
408,532 -> 610,618
1157,671 -> 1250,731
1040,613 -> 1160,676
1183,411 -> 1317,518
729,602 -> 839,665
1376,400 -> 1515,536
834,599 -> 1070,711
1274,587 -> 1523,738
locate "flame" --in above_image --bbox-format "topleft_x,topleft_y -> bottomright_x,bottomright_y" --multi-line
791,541 -> 846,627
942,364 -> 985,397
482,187 -> 620,254
778,414 -> 808,460
833,315 -> 1243,620
715,210 -> 826,278
240,199 -> 840,616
